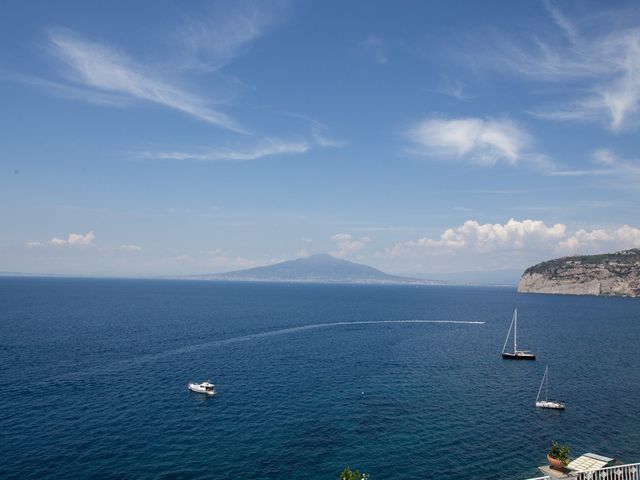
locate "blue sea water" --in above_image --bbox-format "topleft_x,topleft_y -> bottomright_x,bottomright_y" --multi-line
1,278 -> 639,480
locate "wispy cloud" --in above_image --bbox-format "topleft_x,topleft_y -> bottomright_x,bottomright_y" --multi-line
176,1 -> 284,72
134,138 -> 310,162
547,168 -> 617,177
489,4 -> 640,132
134,112 -> 345,162
546,148 -> 640,178
435,78 -> 471,101
0,72 -> 128,107
46,28 -> 243,132
357,35 -> 389,64
406,116 -> 538,166
543,0 -> 578,44
277,112 -> 347,148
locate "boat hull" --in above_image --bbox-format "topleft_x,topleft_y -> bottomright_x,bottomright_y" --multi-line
502,352 -> 536,360
536,400 -> 565,410
187,383 -> 216,396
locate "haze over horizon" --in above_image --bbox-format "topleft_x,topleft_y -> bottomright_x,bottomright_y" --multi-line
3,0 -> 640,279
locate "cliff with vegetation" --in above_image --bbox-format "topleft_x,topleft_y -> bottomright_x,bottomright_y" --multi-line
517,249 -> 640,297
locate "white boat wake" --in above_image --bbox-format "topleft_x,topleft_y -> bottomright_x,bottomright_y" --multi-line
41,320 -> 484,384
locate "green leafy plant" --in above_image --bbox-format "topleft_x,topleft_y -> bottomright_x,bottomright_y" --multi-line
339,467 -> 370,480
548,441 -> 571,466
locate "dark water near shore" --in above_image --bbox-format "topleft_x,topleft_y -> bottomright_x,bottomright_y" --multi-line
1,278 -> 639,479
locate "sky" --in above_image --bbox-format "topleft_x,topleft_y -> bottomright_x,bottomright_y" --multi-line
2,0 -> 640,278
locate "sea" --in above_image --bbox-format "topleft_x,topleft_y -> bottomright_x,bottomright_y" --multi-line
1,277 -> 639,480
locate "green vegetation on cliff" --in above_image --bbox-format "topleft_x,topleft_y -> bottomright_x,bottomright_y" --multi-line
524,249 -> 640,276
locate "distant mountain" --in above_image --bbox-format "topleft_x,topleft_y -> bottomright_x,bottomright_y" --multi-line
190,253 -> 439,285
518,248 -> 640,297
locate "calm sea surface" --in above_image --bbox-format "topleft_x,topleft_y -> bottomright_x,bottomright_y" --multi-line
1,278 -> 639,479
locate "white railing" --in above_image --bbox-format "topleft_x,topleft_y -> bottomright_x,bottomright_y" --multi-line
523,477 -> 550,480
574,463 -> 640,480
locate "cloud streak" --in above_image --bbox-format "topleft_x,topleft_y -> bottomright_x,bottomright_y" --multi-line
546,148 -> 640,179
46,28 -> 243,131
134,138 -> 310,162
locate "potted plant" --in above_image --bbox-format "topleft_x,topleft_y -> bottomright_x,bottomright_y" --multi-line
339,467 -> 370,480
547,441 -> 570,470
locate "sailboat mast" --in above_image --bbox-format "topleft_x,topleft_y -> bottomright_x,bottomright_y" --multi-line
513,309 -> 518,353
502,311 -> 515,354
536,366 -> 545,402
545,366 -> 549,401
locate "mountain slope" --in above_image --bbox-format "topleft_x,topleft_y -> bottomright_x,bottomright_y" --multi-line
518,248 -> 640,297
192,253 -> 431,284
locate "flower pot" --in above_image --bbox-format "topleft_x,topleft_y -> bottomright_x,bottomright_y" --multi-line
547,454 -> 565,471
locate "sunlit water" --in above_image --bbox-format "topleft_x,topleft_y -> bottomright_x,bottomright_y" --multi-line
1,278 -> 639,479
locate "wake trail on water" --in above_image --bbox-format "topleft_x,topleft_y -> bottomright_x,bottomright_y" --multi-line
39,320 -> 484,385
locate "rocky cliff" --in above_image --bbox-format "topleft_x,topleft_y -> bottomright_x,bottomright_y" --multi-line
518,249 -> 640,297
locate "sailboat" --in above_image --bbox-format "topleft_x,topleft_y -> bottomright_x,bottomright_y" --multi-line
501,309 -> 535,360
535,365 -> 565,409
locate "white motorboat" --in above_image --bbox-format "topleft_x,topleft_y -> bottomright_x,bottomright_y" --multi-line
535,365 -> 565,409
187,380 -> 216,396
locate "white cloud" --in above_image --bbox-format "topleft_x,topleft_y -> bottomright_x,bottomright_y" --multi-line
358,35 -> 389,64
46,28 -> 242,132
47,230 -> 95,247
135,138 -> 310,162
330,233 -> 371,257
406,116 -> 532,165
559,225 -> 640,252
295,248 -> 309,258
386,219 -> 640,268
389,219 -> 567,256
118,244 -> 141,252
301,237 -> 313,243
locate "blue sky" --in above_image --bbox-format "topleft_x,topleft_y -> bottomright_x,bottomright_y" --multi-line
2,0 -> 640,277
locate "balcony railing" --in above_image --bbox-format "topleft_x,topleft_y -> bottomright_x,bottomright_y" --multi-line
574,463 -> 640,480
522,463 -> 640,480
